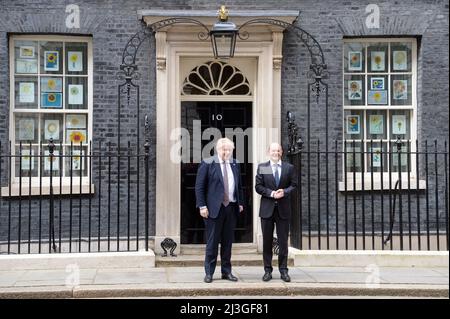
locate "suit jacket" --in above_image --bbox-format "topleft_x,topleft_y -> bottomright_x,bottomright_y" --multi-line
255,161 -> 298,219
195,156 -> 244,219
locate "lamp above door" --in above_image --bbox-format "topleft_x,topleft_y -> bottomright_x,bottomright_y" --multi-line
210,6 -> 238,59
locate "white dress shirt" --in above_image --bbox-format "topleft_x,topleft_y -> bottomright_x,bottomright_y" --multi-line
219,158 -> 236,202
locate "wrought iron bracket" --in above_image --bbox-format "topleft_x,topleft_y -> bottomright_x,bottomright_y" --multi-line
286,111 -> 304,155
237,18 -> 329,101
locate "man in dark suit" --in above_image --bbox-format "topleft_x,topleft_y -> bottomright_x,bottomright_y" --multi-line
195,137 -> 244,283
255,143 -> 297,282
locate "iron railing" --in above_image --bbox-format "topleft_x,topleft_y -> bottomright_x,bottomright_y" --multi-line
288,139 -> 449,251
1,138 -> 448,254
0,139 -> 151,254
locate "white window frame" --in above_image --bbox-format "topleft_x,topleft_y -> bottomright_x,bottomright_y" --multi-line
3,35 -> 93,196
340,37 -> 425,191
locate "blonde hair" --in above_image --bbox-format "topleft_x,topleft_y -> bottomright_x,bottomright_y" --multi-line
216,137 -> 235,151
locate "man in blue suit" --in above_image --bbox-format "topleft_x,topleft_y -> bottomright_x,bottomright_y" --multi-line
195,137 -> 244,283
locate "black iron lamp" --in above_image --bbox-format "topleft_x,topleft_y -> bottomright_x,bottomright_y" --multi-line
210,5 -> 238,58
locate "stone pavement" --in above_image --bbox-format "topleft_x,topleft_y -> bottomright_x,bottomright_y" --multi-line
0,265 -> 448,298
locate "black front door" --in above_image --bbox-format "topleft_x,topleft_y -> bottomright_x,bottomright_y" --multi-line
181,101 -> 253,244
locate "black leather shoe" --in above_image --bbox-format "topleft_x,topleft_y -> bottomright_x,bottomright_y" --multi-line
204,275 -> 213,283
280,272 -> 291,282
262,272 -> 272,282
221,273 -> 238,281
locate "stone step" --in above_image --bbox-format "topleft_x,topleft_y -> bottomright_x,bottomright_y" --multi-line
156,253 -> 294,267
179,244 -> 257,255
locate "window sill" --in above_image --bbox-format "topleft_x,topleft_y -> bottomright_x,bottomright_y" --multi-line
338,179 -> 426,192
1,184 -> 95,197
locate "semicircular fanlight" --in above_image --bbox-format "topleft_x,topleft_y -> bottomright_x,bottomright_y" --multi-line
182,61 -> 251,96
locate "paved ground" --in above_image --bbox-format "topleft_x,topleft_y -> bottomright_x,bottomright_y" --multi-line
0,265 -> 448,298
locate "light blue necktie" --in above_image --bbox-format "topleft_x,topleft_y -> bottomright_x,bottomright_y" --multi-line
273,164 -> 280,187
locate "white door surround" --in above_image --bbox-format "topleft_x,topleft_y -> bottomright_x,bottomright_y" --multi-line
139,10 -> 299,255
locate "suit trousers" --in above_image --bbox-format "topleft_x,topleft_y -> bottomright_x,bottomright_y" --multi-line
261,206 -> 289,273
204,203 -> 237,276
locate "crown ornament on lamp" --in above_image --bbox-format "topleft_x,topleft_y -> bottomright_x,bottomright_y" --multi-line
210,5 -> 238,59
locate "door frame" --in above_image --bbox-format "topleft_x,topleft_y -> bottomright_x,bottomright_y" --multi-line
154,31 -> 285,255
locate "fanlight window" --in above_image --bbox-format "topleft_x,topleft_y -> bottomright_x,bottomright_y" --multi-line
182,61 -> 251,95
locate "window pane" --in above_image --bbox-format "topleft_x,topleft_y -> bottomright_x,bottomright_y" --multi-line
15,76 -> 38,109
367,43 -> 388,73
345,141 -> 363,173
40,41 -> 63,74
367,75 -> 388,106
391,74 -> 412,105
15,40 -> 38,74
65,42 -> 88,75
366,110 -> 387,140
66,77 -> 87,109
390,110 -> 411,140
41,113 -> 63,143
15,145 -> 39,178
391,42 -> 412,73
344,42 -> 365,73
366,142 -> 388,173
15,114 -> 39,144
344,110 -> 364,140
64,145 -> 88,177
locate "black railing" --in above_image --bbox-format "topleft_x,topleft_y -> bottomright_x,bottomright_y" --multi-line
0,139 -> 151,254
1,138 -> 448,254
288,139 -> 449,251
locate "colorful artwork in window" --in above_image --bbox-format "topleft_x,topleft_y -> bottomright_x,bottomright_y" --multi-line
393,51 -> 407,71
41,77 -> 62,92
346,115 -> 360,134
68,51 -> 83,72
348,51 -> 362,71
44,120 -> 60,140
68,85 -> 83,105
19,46 -> 35,59
369,115 -> 384,135
348,80 -> 362,100
19,82 -> 35,103
370,78 -> 385,90
44,51 -> 59,71
392,115 -> 406,135
368,90 -> 387,105
41,93 -> 62,108
371,51 -> 385,71
393,80 -> 407,100
18,119 -> 35,140
66,129 -> 87,144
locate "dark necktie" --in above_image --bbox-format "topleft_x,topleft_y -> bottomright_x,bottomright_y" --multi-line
273,164 -> 280,187
223,162 -> 230,207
